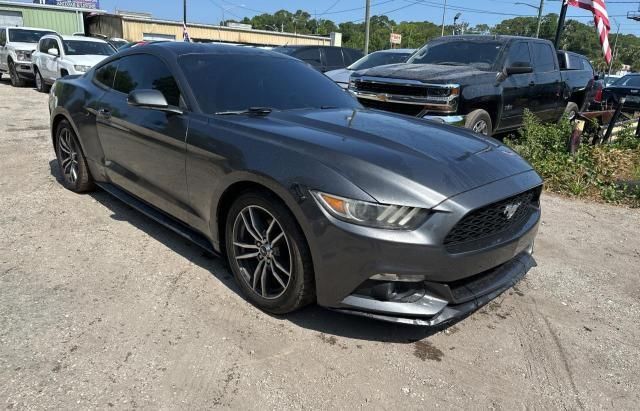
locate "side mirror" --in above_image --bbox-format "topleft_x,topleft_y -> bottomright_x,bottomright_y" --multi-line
47,48 -> 59,57
127,89 -> 182,114
505,64 -> 533,75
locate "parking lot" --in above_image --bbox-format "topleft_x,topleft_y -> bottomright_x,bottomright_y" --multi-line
1,78 -> 639,409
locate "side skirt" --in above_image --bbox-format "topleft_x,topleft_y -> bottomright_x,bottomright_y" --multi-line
97,182 -> 220,257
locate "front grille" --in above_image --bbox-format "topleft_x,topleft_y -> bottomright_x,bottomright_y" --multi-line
444,187 -> 541,252
354,80 -> 429,97
359,98 -> 426,117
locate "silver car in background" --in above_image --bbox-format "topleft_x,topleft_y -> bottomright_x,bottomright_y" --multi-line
324,48 -> 416,89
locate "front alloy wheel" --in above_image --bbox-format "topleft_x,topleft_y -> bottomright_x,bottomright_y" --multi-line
472,120 -> 489,135
225,191 -> 315,314
232,205 -> 292,299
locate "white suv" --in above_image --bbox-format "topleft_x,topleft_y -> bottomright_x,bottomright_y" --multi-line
32,34 -> 116,92
0,27 -> 55,87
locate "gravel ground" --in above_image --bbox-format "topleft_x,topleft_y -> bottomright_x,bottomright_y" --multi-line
1,78 -> 639,410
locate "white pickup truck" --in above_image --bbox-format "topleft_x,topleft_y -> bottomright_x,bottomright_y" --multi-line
0,26 -> 55,87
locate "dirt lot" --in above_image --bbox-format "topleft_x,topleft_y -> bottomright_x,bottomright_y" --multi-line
0,78 -> 639,410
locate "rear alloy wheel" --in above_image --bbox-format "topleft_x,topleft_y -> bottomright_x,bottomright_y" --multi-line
35,68 -> 48,93
55,120 -> 94,192
225,191 -> 315,314
465,109 -> 493,137
9,62 -> 26,87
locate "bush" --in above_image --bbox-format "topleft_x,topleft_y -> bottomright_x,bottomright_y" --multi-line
505,111 -> 640,207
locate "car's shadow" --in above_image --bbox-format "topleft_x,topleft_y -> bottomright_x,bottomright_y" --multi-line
49,160 -> 453,343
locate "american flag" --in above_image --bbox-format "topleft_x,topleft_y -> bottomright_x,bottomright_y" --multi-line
567,0 -> 612,64
183,22 -> 191,42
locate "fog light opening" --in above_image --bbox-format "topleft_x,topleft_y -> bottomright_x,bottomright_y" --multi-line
370,273 -> 428,282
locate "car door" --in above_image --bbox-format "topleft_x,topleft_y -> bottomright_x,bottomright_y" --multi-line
42,38 -> 61,81
94,53 -> 193,223
530,42 -> 562,121
499,41 -> 535,130
35,38 -> 49,78
0,28 -> 7,71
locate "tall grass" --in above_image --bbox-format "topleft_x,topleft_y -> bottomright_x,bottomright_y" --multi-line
505,111 -> 640,207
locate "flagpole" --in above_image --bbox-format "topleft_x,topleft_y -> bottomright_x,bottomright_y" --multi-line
553,0 -> 569,49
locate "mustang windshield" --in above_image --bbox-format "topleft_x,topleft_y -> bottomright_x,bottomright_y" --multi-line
179,53 -> 361,114
408,41 -> 503,71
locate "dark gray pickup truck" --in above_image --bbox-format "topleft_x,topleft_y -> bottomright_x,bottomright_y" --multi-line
350,35 -> 585,136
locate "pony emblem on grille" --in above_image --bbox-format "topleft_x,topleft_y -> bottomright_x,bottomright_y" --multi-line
503,202 -> 522,220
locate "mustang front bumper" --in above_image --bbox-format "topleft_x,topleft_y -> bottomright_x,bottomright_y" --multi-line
298,170 -> 542,326
333,251 -> 535,326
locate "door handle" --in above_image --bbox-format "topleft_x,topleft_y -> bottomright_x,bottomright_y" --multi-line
97,108 -> 111,119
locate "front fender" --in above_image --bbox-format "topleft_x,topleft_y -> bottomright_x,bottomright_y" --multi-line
460,82 -> 503,126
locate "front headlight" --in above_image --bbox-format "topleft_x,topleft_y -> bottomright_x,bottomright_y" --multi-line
15,51 -> 30,61
312,191 -> 428,230
74,65 -> 91,73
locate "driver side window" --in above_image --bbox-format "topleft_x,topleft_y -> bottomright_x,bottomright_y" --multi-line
506,42 -> 532,68
113,54 -> 181,107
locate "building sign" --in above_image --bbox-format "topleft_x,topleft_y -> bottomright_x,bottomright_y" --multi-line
36,0 -> 101,9
390,32 -> 402,45
225,22 -> 252,30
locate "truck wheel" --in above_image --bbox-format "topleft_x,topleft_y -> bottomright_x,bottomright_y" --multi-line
465,109 -> 493,136
8,61 -> 26,87
563,102 -> 579,123
35,67 -> 49,93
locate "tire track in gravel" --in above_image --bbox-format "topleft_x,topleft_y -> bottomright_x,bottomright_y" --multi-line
512,294 -> 585,410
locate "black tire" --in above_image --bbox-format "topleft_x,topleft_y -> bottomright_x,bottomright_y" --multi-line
8,61 -> 26,87
54,120 -> 95,193
563,102 -> 579,123
465,109 -> 493,136
34,67 -> 49,93
225,190 -> 315,314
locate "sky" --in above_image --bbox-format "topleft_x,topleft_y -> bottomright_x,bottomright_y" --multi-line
64,0 -> 640,35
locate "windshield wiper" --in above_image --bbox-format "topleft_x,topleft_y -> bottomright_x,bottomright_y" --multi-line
215,107 -> 273,116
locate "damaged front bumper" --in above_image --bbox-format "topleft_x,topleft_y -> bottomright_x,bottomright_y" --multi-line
331,251 -> 535,326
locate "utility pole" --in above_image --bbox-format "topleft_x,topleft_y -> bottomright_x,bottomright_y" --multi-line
364,0 -> 371,54
535,0 -> 544,38
608,21 -> 621,76
516,1 -> 544,38
441,0 -> 448,36
183,0 -> 187,26
553,0 -> 569,49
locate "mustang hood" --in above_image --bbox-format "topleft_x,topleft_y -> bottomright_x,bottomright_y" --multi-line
356,63 -> 497,84
224,109 -> 534,208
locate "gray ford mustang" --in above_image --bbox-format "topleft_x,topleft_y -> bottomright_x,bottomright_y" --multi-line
49,42 -> 542,326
